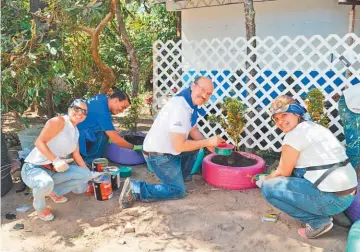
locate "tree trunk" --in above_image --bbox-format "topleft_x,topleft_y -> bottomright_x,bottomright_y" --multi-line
79,1 -> 117,94
346,4 -> 356,78
114,1 -> 141,97
176,11 -> 181,40
243,0 -> 256,152
46,87 -> 56,118
243,0 -> 257,82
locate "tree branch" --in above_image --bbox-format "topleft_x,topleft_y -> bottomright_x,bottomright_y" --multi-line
78,26 -> 95,36
77,0 -> 117,94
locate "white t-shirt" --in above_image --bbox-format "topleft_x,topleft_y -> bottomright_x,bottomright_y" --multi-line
25,115 -> 79,165
343,84 -> 360,114
143,97 -> 193,155
282,121 -> 358,192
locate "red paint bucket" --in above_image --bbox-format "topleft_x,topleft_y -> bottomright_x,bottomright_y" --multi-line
92,158 -> 109,172
103,166 -> 121,191
86,182 -> 94,195
93,174 -> 113,201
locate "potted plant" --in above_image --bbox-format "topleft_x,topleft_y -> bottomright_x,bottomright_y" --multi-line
106,97 -> 146,165
304,88 -> 329,127
203,97 -> 265,190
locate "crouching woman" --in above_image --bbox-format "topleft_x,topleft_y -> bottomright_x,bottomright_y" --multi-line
260,95 -> 357,238
21,99 -> 91,221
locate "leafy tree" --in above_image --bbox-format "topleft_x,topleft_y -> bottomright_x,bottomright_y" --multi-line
1,0 -> 176,117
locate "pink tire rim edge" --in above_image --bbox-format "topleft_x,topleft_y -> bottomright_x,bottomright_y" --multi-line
202,151 -> 266,190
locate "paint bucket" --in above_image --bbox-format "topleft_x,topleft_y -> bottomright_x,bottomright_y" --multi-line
86,181 -> 94,196
92,158 -> 109,172
103,166 -> 121,191
93,174 -> 113,201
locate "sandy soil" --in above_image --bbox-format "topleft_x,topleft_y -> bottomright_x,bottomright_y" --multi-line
1,112 -> 350,252
1,163 -> 349,252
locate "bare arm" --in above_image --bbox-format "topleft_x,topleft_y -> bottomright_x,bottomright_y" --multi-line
265,145 -> 299,179
34,116 -> 65,162
72,144 -> 87,168
189,126 -> 215,152
189,126 -> 204,140
171,131 -> 224,153
105,130 -> 133,149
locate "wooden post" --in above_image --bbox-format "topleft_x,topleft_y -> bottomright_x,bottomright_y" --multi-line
348,3 -> 356,45
176,11 -> 182,40
346,3 -> 356,77
243,0 -> 257,85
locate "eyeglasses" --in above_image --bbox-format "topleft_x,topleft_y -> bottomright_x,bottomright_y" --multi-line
70,105 -> 87,115
195,82 -> 212,97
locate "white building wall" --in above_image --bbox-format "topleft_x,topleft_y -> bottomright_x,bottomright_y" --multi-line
181,0 -> 360,41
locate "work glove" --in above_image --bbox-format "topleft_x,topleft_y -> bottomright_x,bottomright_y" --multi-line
255,174 -> 266,188
132,145 -> 143,152
52,157 -> 69,172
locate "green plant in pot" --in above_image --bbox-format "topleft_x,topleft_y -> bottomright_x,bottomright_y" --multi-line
122,96 -> 144,145
208,98 -> 255,167
304,88 -> 329,128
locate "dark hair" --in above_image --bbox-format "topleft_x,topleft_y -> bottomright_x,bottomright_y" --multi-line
110,90 -> 131,104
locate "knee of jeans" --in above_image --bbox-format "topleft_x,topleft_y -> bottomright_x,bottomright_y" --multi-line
261,180 -> 274,199
78,167 -> 91,182
37,179 -> 54,193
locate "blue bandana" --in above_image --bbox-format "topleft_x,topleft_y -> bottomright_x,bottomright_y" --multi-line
285,104 -> 307,116
176,87 -> 206,127
271,103 -> 306,118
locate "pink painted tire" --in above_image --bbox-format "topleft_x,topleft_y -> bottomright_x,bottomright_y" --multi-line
202,151 -> 266,190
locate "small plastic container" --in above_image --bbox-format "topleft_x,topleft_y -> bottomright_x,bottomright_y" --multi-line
215,143 -> 234,156
119,166 -> 132,177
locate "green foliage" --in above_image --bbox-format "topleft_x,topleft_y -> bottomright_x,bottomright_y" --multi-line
305,88 -> 329,127
208,98 -> 247,150
123,96 -> 142,135
1,0 -> 177,115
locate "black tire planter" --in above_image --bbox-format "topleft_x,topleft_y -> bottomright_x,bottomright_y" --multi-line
1,132 -> 13,196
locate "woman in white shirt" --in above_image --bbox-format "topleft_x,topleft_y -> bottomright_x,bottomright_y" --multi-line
259,95 -> 357,239
22,99 -> 91,221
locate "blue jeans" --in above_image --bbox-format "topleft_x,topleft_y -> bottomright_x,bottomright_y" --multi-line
261,176 -> 355,228
131,151 -> 198,202
82,131 -> 109,165
21,163 -> 91,212
339,95 -> 360,170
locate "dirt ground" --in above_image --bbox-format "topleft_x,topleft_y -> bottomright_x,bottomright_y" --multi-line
1,112 -> 350,252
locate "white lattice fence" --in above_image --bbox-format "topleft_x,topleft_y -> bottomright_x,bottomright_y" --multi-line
153,34 -> 360,152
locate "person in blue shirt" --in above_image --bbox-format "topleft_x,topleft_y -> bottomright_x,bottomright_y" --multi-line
77,90 -> 142,164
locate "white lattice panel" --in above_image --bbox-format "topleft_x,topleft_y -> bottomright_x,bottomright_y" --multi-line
153,34 -> 360,151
